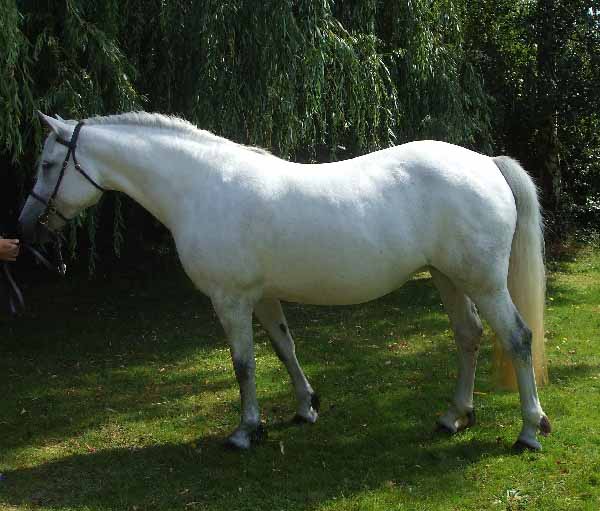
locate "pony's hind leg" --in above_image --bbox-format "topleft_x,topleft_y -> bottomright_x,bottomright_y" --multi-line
471,288 -> 550,451
254,297 -> 319,423
431,269 -> 483,433
211,293 -> 263,449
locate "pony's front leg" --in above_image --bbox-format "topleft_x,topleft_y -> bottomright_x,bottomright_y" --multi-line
254,298 -> 319,423
211,294 -> 263,449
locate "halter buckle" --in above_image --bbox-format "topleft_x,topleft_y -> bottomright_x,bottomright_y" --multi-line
38,199 -> 58,227
38,212 -> 50,227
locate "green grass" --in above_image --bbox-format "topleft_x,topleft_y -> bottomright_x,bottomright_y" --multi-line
1,245 -> 599,511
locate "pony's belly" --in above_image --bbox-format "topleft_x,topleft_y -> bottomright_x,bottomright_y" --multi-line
262,262 -> 417,306
270,285 -> 408,306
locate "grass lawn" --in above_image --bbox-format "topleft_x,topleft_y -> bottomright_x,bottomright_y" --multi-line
1,245 -> 599,511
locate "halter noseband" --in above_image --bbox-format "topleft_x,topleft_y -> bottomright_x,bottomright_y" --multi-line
29,121 -> 106,228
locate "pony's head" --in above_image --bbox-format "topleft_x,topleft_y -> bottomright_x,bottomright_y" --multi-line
19,113 -> 105,244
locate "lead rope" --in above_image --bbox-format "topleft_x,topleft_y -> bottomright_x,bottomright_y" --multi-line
1,238 -> 65,316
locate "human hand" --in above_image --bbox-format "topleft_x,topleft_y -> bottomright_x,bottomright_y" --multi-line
0,238 -> 20,262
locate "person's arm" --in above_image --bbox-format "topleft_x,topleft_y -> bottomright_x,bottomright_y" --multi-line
0,238 -> 20,262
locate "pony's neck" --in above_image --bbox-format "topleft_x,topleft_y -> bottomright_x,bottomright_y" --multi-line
87,124 -> 214,231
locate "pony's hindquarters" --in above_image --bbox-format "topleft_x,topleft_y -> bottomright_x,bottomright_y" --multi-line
492,156 -> 548,389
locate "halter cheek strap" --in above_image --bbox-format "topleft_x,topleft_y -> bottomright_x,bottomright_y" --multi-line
29,121 -> 106,227
55,123 -> 106,193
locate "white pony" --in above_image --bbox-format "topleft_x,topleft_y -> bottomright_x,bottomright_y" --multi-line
19,112 -> 551,450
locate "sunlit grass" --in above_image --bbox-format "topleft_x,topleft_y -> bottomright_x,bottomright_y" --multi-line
1,245 -> 599,510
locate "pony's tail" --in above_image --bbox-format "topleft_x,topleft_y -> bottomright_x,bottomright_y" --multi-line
492,156 -> 548,390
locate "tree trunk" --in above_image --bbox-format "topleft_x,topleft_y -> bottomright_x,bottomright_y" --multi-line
535,0 -> 562,228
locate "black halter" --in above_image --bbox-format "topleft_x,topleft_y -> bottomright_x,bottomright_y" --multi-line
29,121 -> 106,228
3,121 -> 97,315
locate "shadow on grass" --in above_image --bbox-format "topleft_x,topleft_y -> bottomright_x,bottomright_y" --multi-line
550,363 -> 599,381
0,266 -> 579,510
546,279 -> 596,307
1,433 -> 503,510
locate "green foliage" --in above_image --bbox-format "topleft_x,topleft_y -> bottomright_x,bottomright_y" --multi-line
120,0 -> 401,159
0,0 -> 34,162
0,0 -> 142,263
394,0 -> 491,148
465,0 -> 600,226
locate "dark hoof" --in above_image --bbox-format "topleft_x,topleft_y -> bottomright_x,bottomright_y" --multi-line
512,439 -> 541,452
224,423 -> 267,450
310,393 -> 320,413
435,422 -> 455,435
251,423 -> 267,443
466,410 -> 476,428
224,438 -> 244,450
435,409 -> 475,435
539,415 -> 552,436
292,414 -> 310,424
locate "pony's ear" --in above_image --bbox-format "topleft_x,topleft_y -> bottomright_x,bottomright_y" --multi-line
37,111 -> 71,139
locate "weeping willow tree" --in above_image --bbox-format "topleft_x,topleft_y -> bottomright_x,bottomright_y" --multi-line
1,0 -> 141,269
333,0 -> 492,148
1,0 -> 492,267
135,0 -> 490,156
120,0 -> 401,159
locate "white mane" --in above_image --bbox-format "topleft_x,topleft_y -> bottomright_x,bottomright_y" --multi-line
84,111 -> 272,156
